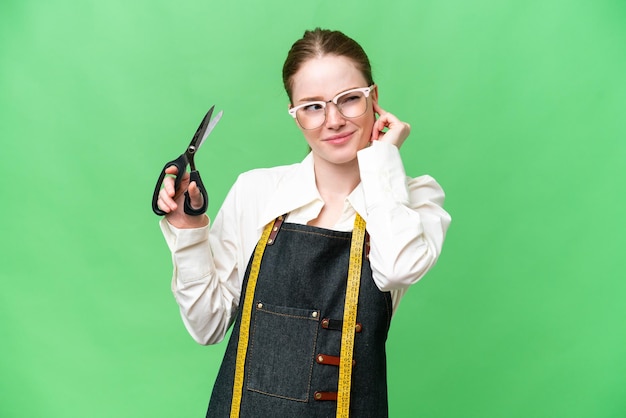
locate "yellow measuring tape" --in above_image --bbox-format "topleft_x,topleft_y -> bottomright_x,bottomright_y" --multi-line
336,213 -> 365,417
229,214 -> 366,418
229,218 -> 276,418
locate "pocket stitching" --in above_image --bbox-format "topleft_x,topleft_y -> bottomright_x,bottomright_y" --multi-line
246,303 -> 319,402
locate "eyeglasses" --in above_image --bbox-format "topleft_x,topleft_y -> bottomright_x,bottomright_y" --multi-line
288,85 -> 375,130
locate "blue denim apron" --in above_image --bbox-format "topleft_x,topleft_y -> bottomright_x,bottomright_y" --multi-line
207,221 -> 393,417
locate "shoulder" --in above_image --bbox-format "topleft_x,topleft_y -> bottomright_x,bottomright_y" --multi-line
237,162 -> 300,185
231,162 -> 302,198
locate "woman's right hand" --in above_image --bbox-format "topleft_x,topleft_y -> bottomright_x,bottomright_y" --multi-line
156,166 -> 209,229
371,101 -> 411,149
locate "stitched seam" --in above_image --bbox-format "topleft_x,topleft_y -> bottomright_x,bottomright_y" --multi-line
306,319 -> 319,401
258,310 -> 319,321
247,388 -> 309,403
281,227 -> 351,241
246,308 -> 319,402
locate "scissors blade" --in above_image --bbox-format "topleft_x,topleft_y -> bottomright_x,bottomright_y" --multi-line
196,109 -> 223,150
188,106 -> 215,147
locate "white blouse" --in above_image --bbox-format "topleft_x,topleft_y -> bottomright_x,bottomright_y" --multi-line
160,141 -> 451,345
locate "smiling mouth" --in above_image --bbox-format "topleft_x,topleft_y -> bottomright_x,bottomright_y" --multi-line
323,131 -> 354,142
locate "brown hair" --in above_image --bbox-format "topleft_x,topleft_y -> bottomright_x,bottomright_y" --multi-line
282,28 -> 374,103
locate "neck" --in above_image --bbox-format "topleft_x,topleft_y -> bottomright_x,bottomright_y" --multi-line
312,155 -> 361,201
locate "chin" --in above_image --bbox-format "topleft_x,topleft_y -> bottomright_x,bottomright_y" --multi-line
309,133 -> 370,165
317,146 -> 361,166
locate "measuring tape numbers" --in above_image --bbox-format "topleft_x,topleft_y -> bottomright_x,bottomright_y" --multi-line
229,219 -> 276,418
336,213 -> 366,418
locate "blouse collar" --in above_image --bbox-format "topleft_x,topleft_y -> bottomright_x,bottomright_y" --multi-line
257,152 -> 367,229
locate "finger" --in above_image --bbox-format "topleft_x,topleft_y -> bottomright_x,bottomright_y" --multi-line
371,113 -> 389,141
164,165 -> 178,175
371,111 -> 411,147
159,188 -> 178,211
156,197 -> 171,214
371,122 -> 381,141
157,198 -> 172,214
164,165 -> 192,185
187,181 -> 205,209
163,176 -> 177,197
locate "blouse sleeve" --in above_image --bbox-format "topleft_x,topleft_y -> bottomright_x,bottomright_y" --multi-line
159,181 -> 244,345
357,141 -> 451,296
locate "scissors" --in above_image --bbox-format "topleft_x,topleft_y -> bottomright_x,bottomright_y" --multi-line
152,105 -> 223,216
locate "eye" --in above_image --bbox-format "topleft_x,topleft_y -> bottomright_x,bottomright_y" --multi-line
302,102 -> 325,113
337,93 -> 363,106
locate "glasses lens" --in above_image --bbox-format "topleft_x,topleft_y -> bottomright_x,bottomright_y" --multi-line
336,90 -> 368,118
294,88 -> 370,130
296,103 -> 325,130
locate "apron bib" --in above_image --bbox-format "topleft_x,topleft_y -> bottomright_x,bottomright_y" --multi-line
207,220 -> 392,417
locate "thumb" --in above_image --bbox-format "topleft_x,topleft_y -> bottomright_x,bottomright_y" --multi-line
187,181 -> 205,209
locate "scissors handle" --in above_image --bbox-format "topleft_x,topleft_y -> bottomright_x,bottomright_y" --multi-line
151,153 -> 188,216
184,170 -> 209,215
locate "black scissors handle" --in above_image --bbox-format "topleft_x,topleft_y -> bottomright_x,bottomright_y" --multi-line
151,154 -> 209,216
184,170 -> 209,215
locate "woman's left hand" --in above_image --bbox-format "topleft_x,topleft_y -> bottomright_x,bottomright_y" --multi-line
371,102 -> 411,149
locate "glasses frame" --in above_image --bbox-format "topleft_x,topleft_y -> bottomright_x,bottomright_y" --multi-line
288,85 -> 376,130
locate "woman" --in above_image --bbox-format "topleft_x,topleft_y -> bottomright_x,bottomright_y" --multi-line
157,28 -> 451,417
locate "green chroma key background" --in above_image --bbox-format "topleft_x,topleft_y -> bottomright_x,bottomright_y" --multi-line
1,0 -> 625,416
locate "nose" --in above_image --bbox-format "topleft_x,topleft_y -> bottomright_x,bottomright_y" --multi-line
324,102 -> 346,129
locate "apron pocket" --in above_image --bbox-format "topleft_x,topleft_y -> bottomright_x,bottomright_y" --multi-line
246,302 -> 320,401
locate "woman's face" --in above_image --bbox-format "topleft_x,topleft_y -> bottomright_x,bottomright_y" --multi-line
290,55 -> 378,167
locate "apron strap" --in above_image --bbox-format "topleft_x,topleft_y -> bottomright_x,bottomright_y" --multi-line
230,218 -> 276,418
336,213 -> 366,418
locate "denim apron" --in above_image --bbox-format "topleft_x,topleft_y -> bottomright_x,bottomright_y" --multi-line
207,221 -> 393,417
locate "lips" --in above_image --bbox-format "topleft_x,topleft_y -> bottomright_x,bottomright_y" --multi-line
323,131 -> 354,144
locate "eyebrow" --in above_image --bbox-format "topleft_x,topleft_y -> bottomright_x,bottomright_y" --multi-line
296,86 -> 361,103
296,95 -> 324,103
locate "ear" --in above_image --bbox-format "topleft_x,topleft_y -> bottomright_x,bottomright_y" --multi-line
371,85 -> 379,104
371,85 -> 379,115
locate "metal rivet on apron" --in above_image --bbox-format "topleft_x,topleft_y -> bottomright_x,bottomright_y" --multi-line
257,302 -> 263,309
315,392 -> 322,400
267,238 -> 273,244
312,311 -> 318,318
317,355 -> 324,363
